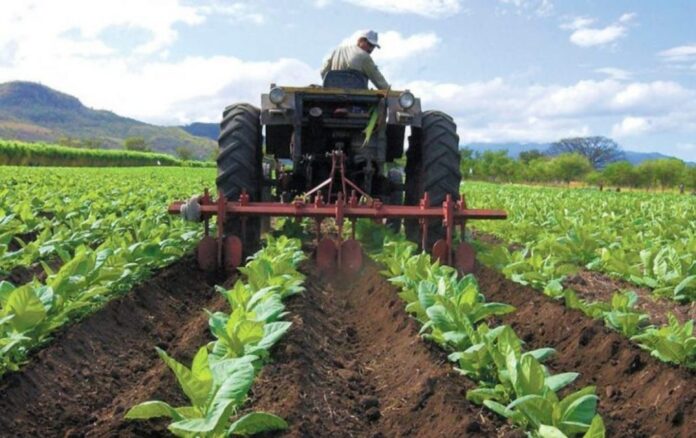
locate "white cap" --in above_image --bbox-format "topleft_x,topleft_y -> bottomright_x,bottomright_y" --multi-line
358,30 -> 380,48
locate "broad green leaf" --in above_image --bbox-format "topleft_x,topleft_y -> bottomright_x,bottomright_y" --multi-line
538,425 -> 568,438
582,415 -> 606,438
228,412 -> 288,435
4,285 -> 47,332
562,394 -> 598,425
156,347 -> 211,408
168,362 -> 255,434
125,401 -> 182,421
256,321 -> 292,350
545,372 -> 579,392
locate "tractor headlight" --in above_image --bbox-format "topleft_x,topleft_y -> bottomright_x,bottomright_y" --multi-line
398,91 -> 415,109
269,87 -> 286,104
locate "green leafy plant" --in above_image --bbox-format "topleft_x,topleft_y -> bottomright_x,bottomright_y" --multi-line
125,348 -> 286,437
632,314 -> 696,367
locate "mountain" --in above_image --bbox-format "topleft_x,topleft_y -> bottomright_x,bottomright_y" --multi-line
0,81 -> 215,159
462,142 -> 551,158
181,122 -> 219,141
462,142 -> 693,165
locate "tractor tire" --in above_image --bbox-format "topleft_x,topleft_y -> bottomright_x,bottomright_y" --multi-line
404,111 -> 461,250
216,103 -> 263,253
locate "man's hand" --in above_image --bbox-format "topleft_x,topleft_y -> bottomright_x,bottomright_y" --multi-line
180,195 -> 201,221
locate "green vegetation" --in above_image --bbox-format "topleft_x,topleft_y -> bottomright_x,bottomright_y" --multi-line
126,236 -> 304,437
462,150 -> 696,190
0,166 -> 216,375
465,182 -> 696,367
124,136 -> 150,152
468,182 -> 696,302
0,139 -> 213,167
365,230 -> 605,437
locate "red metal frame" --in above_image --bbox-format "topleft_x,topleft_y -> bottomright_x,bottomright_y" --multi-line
168,151 -> 507,273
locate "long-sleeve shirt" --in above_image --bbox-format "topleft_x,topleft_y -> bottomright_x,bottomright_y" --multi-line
320,45 -> 390,90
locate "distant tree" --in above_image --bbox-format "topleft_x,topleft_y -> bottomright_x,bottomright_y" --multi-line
460,148 -> 476,179
80,137 -> 102,149
57,136 -> 82,148
124,137 -> 149,152
549,153 -> 592,184
584,171 -> 605,188
549,136 -> 624,169
519,149 -> 544,164
476,150 -> 520,182
175,146 -> 194,161
522,157 -> 552,182
602,161 -> 637,187
637,159 -> 687,190
686,166 -> 696,191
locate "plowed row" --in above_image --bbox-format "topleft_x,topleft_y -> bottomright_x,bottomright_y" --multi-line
0,255 -> 693,437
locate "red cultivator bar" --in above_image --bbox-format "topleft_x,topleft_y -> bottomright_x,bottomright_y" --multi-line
169,152 -> 506,275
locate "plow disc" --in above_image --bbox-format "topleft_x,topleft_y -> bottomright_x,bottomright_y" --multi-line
169,152 -> 506,275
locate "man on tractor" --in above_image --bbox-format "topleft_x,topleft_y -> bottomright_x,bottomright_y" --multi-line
321,30 -> 390,90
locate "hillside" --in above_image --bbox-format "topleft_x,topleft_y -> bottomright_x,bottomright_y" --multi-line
0,81 -> 215,159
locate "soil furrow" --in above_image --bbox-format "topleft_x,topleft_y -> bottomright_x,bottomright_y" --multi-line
0,256 -> 226,437
475,263 -> 696,438
246,261 -> 510,437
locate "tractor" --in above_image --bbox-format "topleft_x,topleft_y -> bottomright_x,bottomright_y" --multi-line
170,70 -> 506,273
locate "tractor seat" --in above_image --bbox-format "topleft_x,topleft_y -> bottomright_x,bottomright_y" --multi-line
323,70 -> 369,89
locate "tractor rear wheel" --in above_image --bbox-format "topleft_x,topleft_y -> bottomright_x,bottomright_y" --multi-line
216,103 -> 263,254
404,111 -> 462,250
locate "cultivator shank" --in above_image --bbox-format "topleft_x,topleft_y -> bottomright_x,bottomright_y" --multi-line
168,152 -> 506,275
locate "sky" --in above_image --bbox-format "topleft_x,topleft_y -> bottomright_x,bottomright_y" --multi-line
0,0 -> 695,160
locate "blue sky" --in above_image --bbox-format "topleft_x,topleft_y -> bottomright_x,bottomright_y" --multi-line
1,0 -> 695,160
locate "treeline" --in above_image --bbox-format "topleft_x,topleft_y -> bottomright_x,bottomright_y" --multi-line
461,149 -> 696,191
0,140 -> 213,167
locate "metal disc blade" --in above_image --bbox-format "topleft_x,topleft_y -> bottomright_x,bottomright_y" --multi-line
316,237 -> 338,273
455,241 -> 476,274
223,235 -> 243,273
196,236 -> 218,272
432,239 -> 449,264
340,239 -> 363,275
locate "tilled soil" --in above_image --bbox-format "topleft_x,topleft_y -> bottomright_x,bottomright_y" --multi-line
475,263 -> 696,438
2,251 -> 694,437
564,269 -> 695,325
245,261 -> 510,437
0,256 -> 227,437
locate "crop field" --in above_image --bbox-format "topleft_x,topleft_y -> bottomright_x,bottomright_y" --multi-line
0,168 -> 694,437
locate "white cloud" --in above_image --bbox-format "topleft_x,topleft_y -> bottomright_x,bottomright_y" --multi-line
618,12 -> 637,23
198,1 -> 266,25
570,25 -> 626,47
498,0 -> 554,17
561,13 -> 635,48
338,30 -> 440,63
560,16 -> 595,30
594,67 -> 632,81
658,44 -> 696,63
0,0 -> 311,123
338,0 -> 462,18
406,77 -> 696,145
611,116 -> 651,137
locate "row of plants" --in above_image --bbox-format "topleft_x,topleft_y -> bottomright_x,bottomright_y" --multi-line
357,222 -> 605,437
466,182 -> 695,302
0,139 -> 213,167
0,225 -> 200,375
125,235 -> 305,436
0,167 -> 217,375
0,167 -> 214,272
481,245 -> 696,368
